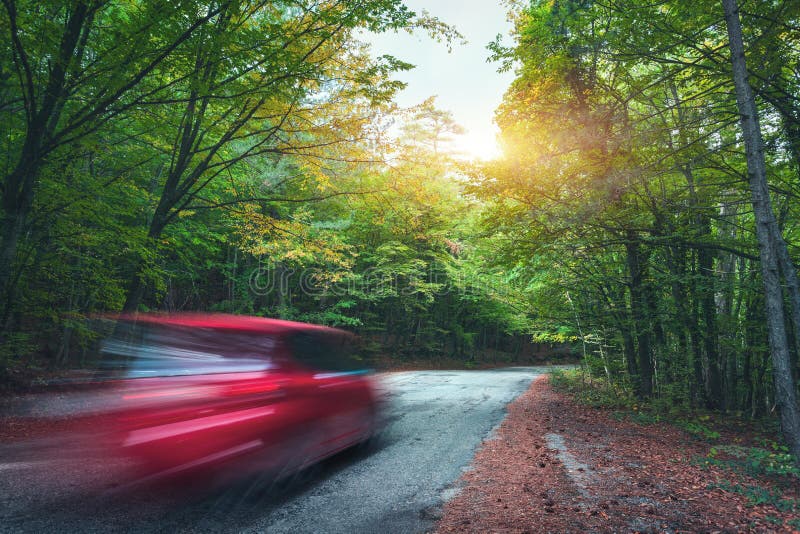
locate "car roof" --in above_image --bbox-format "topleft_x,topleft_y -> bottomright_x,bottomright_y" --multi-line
114,313 -> 347,337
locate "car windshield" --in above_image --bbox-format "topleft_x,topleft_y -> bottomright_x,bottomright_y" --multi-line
99,323 -> 275,378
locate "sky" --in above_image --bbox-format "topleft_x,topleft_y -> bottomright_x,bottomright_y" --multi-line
364,0 -> 516,160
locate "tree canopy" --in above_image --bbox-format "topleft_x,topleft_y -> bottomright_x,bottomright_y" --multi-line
476,0 -> 800,459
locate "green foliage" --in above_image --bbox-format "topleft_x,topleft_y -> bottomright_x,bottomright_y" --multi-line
0,1 -> 551,379
706,445 -> 800,479
675,419 -> 721,442
470,0 -> 800,456
549,368 -> 634,409
708,480 -> 798,513
553,367 -> 732,444
0,333 -> 35,365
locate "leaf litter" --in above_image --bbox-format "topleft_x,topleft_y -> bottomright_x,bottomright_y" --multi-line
436,375 -> 799,533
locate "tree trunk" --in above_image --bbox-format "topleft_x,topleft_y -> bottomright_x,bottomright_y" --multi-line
0,207 -> 24,327
679,162 -> 723,409
722,0 -> 800,462
665,243 -> 694,398
625,232 -> 653,398
688,252 -> 705,407
0,159 -> 39,329
776,237 -> 800,372
1,2 -> 96,323
120,209 -> 170,313
622,324 -> 638,379
717,196 -> 739,409
700,245 -> 724,409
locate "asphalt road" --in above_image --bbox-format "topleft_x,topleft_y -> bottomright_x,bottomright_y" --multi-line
1,367 -> 546,533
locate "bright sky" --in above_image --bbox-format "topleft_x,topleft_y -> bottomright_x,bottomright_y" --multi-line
365,0 -> 515,161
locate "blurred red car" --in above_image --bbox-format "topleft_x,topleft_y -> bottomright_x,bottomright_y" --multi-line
86,313 -> 381,481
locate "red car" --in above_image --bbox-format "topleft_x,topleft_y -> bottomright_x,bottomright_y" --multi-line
84,314 -> 382,482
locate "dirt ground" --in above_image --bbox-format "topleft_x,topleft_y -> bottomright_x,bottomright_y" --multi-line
436,375 -> 800,533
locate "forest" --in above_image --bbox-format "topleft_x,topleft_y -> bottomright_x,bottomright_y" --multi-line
2,1 -> 800,459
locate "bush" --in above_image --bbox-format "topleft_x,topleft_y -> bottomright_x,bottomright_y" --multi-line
707,445 -> 800,479
708,480 -> 798,512
549,367 -> 633,408
675,418 -> 721,441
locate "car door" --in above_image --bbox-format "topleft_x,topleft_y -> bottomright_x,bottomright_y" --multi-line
288,332 -> 373,458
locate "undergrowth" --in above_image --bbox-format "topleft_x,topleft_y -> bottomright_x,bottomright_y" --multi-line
549,367 -> 633,409
702,444 -> 800,479
707,480 -> 798,513
549,367 -> 796,456
550,367 -> 800,529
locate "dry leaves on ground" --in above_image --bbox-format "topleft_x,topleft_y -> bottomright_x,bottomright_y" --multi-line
437,375 -> 800,533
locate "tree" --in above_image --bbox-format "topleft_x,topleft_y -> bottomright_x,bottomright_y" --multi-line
113,0 -> 452,313
478,0 -> 800,442
721,0 -> 800,462
0,0 -> 230,320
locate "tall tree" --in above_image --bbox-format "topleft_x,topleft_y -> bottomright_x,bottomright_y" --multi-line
0,0 -> 229,318
479,0 -> 800,434
721,0 -> 800,462
115,0 -> 431,312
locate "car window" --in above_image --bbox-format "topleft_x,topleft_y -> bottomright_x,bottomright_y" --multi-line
98,324 -> 276,378
288,332 -> 366,372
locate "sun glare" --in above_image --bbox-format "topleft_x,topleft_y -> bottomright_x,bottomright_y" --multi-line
451,132 -> 503,162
